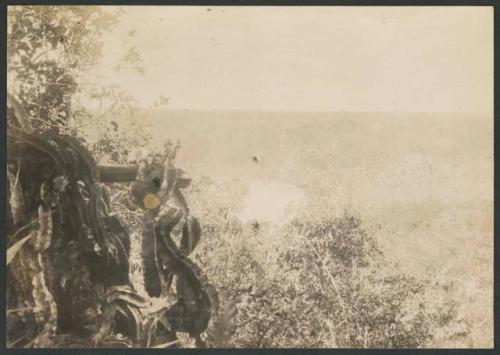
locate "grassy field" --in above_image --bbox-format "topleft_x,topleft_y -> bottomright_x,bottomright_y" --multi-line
143,109 -> 492,347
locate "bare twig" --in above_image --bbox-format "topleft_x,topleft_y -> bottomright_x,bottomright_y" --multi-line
300,235 -> 351,346
151,339 -> 180,348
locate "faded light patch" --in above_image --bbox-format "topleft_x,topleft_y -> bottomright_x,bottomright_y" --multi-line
238,180 -> 305,226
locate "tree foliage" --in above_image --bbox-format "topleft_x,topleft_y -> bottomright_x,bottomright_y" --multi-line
7,5 -> 153,164
7,6 -> 121,131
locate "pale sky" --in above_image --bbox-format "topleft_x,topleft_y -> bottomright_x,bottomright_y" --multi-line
94,6 -> 493,114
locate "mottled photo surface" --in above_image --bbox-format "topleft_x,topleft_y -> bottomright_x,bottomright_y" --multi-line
6,6 -> 493,348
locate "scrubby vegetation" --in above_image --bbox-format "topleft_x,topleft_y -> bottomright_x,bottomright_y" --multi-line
166,177 -> 469,348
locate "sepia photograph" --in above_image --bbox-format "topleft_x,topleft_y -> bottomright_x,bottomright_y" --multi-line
5,5 -> 493,348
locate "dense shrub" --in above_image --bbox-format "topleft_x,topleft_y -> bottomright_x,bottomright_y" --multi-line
187,177 -> 468,348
